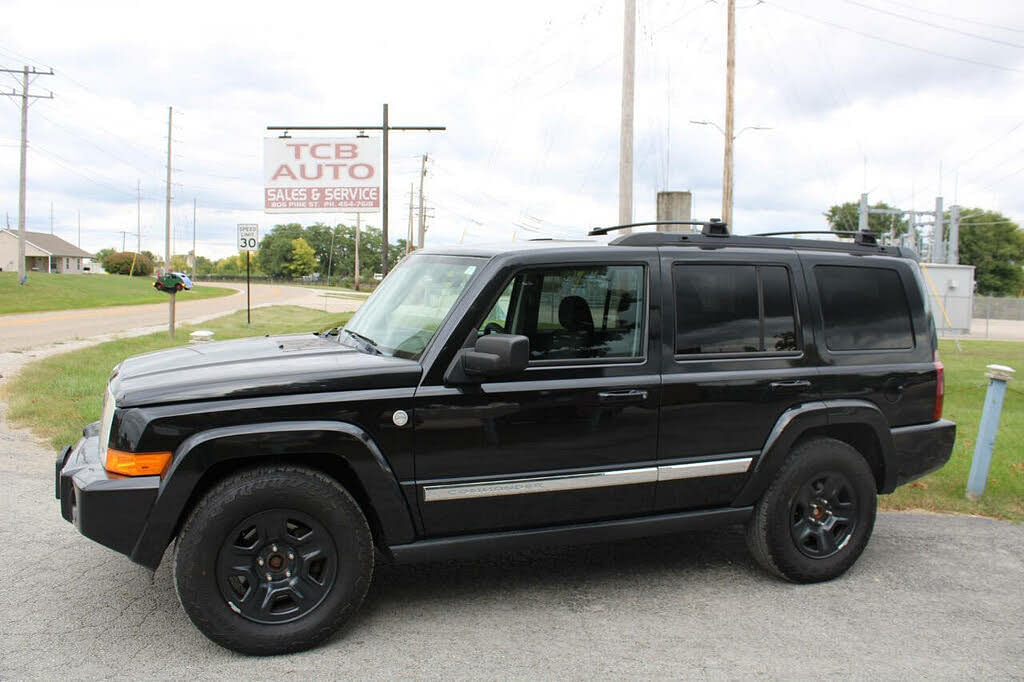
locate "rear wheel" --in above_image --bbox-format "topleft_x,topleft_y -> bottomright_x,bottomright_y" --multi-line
746,437 -> 876,583
173,465 -> 373,655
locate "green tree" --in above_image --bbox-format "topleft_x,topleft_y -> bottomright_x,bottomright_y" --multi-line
256,223 -> 304,277
195,256 -> 214,276
284,237 -> 317,278
94,247 -> 116,264
956,210 -> 1024,296
825,201 -> 910,236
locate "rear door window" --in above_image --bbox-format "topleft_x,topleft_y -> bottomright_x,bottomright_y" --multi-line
673,264 -> 798,355
815,265 -> 914,350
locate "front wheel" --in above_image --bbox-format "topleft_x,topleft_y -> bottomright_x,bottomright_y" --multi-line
746,437 -> 877,583
173,465 -> 373,655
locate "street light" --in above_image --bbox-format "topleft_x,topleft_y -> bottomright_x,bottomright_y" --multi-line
690,120 -> 772,228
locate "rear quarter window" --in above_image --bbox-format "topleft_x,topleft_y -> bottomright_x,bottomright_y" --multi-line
815,265 -> 914,351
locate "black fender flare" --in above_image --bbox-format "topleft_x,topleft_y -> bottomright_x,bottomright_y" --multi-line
129,421 -> 416,569
733,400 -> 896,507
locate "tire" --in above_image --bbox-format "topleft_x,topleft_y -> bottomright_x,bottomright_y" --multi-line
173,465 -> 374,655
746,437 -> 876,583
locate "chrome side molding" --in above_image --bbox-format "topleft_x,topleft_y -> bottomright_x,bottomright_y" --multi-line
422,457 -> 753,502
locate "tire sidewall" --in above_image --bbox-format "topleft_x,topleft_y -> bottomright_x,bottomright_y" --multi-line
174,467 -> 372,655
762,439 -> 877,582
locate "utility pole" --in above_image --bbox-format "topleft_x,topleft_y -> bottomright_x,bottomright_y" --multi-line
417,154 -> 428,249
192,197 -> 197,278
267,104 -> 445,276
164,106 -> 173,273
618,0 -> 636,228
403,180 -> 411,254
948,204 -> 960,265
2,65 -> 53,284
136,179 -> 141,253
722,0 -> 736,228
120,231 -> 128,252
354,213 -> 361,292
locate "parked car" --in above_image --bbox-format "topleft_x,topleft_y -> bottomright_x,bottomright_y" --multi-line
56,223 -> 954,655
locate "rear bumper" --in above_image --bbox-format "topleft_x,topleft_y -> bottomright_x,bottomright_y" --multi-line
55,435 -> 160,559
885,419 -> 956,492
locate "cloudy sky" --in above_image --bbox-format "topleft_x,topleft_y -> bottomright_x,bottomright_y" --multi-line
1,0 -> 1022,260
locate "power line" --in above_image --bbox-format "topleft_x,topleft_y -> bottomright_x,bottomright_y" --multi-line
875,0 -> 1024,35
766,1 -> 1024,73
841,0 -> 1024,49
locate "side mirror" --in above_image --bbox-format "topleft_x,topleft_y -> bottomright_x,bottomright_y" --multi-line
449,334 -> 529,383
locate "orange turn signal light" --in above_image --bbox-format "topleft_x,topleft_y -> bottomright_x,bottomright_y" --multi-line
105,449 -> 173,477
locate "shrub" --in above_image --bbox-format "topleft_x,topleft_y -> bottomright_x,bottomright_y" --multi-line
102,251 -> 154,276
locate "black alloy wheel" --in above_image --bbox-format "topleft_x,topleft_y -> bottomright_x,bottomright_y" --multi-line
788,471 -> 858,559
746,437 -> 877,583
216,509 -> 337,624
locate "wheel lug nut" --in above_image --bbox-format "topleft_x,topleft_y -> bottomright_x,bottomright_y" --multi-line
271,544 -> 278,552
265,573 -> 272,581
287,552 -> 294,560
285,570 -> 291,577
257,558 -> 264,566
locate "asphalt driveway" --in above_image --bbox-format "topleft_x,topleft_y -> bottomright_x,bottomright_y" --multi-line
1,430 -> 1021,679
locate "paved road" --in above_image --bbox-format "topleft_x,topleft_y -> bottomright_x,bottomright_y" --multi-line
1,427 -> 1021,678
0,283 -> 361,353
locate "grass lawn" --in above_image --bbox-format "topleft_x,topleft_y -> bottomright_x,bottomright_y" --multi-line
5,323 -> 1022,520
5,306 -> 351,450
0,272 -> 233,315
879,339 -> 1023,521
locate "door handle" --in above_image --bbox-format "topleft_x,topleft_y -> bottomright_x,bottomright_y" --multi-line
598,389 -> 649,404
770,380 -> 811,391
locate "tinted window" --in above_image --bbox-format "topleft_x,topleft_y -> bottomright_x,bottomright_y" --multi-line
815,265 -> 914,350
674,264 -> 797,355
481,265 -> 645,362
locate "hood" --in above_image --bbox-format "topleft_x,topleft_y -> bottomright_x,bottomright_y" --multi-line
110,333 -> 421,407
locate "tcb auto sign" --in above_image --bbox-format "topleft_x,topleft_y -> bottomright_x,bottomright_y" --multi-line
264,137 -> 381,213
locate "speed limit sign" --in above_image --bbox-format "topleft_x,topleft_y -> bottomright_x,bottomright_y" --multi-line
237,224 -> 259,251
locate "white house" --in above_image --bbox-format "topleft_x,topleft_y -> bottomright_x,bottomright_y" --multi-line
0,229 -> 94,274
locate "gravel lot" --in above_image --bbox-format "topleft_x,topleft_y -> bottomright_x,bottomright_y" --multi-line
1,428 -> 1021,679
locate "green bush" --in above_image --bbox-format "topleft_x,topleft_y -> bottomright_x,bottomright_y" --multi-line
102,251 -> 154,276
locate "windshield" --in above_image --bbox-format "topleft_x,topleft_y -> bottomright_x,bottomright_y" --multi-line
342,255 -> 483,360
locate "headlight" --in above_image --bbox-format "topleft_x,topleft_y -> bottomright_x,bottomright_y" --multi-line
97,385 -> 115,456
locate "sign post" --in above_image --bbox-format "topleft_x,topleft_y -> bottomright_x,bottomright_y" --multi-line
238,224 -> 259,327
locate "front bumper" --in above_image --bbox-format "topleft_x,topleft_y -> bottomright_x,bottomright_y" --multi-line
887,419 -> 956,491
55,434 -> 160,559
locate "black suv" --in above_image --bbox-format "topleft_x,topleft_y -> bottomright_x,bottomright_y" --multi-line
56,225 -> 955,655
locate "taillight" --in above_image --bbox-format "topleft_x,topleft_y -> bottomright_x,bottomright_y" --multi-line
933,349 -> 944,421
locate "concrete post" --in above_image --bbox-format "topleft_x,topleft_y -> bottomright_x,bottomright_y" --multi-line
858,193 -> 868,232
656,192 -> 693,231
966,364 -> 1015,500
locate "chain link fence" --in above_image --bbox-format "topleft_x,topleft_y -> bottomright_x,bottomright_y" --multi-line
975,295 -> 1024,321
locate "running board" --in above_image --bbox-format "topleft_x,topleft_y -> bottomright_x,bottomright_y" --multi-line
387,506 -> 753,564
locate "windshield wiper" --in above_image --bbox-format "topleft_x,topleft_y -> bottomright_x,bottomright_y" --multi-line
342,328 -> 382,355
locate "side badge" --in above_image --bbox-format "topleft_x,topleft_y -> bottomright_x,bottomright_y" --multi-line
392,410 -> 409,427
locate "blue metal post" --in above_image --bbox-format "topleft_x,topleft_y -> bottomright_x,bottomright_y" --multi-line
966,364 -> 1015,500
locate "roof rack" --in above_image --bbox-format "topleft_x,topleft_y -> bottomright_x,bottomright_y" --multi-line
588,220 -> 728,237
606,229 -> 912,258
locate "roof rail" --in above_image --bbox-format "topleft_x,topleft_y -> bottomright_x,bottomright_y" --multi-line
588,219 -> 728,237
752,229 -> 879,246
